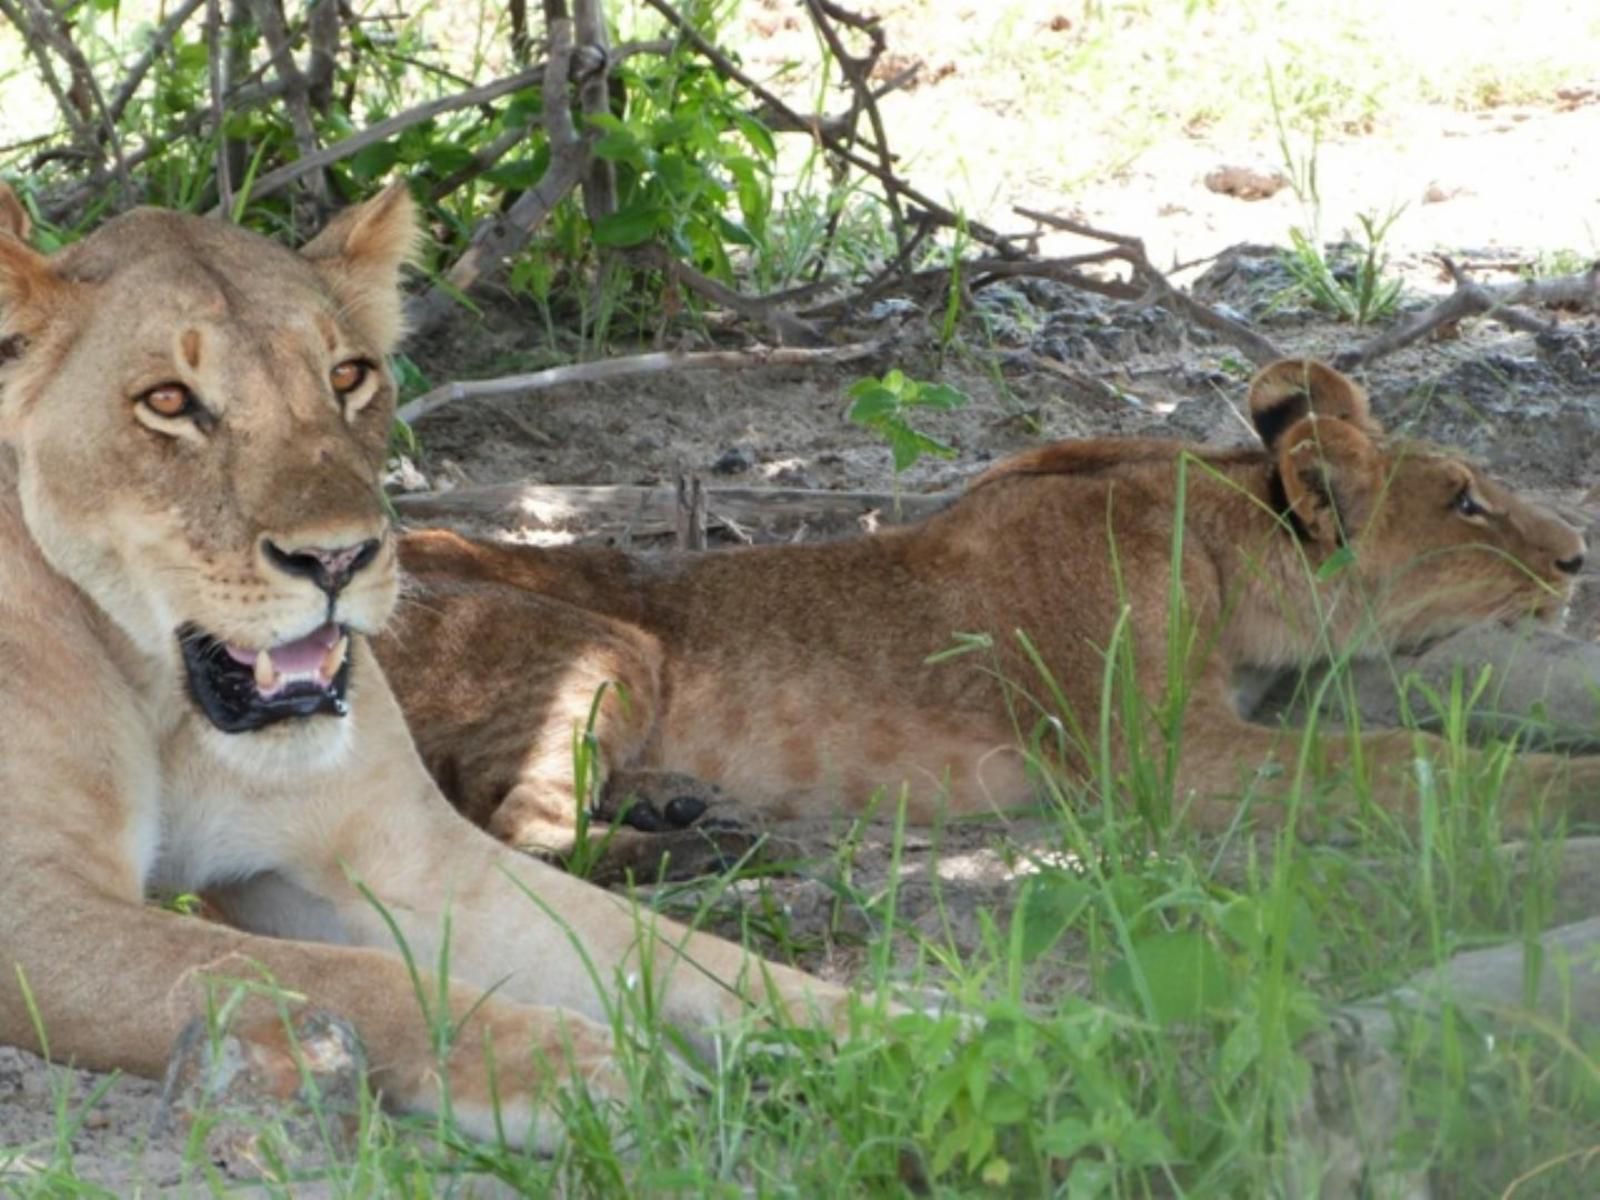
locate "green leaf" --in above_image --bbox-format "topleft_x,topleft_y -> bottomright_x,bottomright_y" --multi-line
423,144 -> 476,177
916,382 -> 971,411
592,205 -> 667,247
349,141 -> 402,182
846,386 -> 899,424
503,88 -> 543,126
483,157 -> 549,191
1106,930 -> 1237,1025
1017,872 -> 1093,962
732,111 -> 778,159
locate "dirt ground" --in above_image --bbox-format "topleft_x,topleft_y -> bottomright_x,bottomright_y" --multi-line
8,57 -> 1600,1200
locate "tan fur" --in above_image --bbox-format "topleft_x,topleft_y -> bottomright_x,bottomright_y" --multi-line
379,360 -> 1599,843
0,184 -> 853,1150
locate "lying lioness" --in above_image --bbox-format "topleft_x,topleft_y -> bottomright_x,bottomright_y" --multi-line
0,184 -> 856,1150
379,360 -> 1599,852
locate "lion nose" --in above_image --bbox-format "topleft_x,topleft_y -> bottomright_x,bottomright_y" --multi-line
1555,551 -> 1585,576
263,537 -> 382,598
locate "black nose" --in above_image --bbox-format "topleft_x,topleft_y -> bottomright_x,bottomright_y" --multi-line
263,537 -> 382,598
1555,552 -> 1585,576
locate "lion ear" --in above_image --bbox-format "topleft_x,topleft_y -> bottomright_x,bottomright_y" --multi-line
0,185 -> 61,337
1249,358 -> 1380,454
300,182 -> 420,351
1276,414 -> 1385,545
0,183 -> 30,243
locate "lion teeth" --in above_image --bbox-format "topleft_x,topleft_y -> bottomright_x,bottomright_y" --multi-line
253,649 -> 277,690
322,634 -> 349,679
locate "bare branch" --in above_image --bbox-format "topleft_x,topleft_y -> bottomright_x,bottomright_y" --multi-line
640,0 -> 1024,257
1015,207 -> 1287,365
207,64 -> 548,214
628,243 -> 825,345
106,0 -> 207,124
1334,257 -> 1600,370
391,479 -> 948,536
396,340 -> 882,426
573,0 -> 618,226
800,0 -> 904,248
305,0 -> 340,113
407,19 -> 588,335
206,0 -> 232,218
249,0 -> 328,205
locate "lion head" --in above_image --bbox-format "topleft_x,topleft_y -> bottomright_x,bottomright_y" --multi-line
0,184 -> 416,737
1248,358 -> 1586,647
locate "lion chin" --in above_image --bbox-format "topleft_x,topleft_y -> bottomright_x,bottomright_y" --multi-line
178,621 -> 353,733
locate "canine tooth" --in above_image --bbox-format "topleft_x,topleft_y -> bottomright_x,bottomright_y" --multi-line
253,649 -> 276,690
322,634 -> 349,678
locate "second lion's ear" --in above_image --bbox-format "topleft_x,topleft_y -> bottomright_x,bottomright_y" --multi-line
1276,414 -> 1384,545
1249,358 -> 1380,454
300,182 -> 421,352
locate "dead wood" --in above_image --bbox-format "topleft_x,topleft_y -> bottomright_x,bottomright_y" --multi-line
105,0 -> 207,125
1334,257 -> 1600,370
249,0 -> 328,206
407,15 -> 589,336
392,481 -> 951,537
1015,206 -> 1288,365
210,64 -> 550,215
395,340 -> 882,426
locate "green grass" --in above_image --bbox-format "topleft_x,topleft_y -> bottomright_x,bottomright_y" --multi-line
6,636 -> 1598,1197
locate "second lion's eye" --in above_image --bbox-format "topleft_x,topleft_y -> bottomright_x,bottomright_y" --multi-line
331,360 -> 370,395
140,383 -> 197,419
1453,487 -> 1486,518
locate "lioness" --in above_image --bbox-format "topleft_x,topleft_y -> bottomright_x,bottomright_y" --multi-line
0,184 -> 856,1149
379,360 -> 1599,851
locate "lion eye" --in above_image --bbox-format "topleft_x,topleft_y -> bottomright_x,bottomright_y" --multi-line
139,383 -> 197,420
1453,487 -> 1486,518
330,359 -> 370,395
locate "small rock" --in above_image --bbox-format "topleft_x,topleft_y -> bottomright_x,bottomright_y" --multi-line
1203,165 -> 1290,201
711,446 -> 756,475
160,1008 -> 366,1181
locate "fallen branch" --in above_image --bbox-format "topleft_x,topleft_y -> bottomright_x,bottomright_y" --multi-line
629,243 -> 826,345
392,480 -> 951,536
1014,207 -> 1287,364
1334,257 -> 1600,370
396,340 -> 882,425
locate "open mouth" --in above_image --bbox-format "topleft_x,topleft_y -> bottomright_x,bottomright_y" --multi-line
179,622 -> 352,733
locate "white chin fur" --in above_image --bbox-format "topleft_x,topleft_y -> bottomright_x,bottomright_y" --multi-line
200,704 -> 356,775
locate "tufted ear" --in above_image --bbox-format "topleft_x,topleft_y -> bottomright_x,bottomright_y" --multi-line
300,182 -> 420,352
0,182 -> 63,336
1276,414 -> 1385,545
1249,358 -> 1381,454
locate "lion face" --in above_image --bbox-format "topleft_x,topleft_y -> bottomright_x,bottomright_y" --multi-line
0,185 -> 417,736
1251,359 -> 1586,650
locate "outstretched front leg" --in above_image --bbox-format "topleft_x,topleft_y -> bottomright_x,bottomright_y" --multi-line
1172,696 -> 1600,836
242,644 -> 862,1046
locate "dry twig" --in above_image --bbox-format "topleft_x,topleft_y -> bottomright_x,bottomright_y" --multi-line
1014,206 -> 1286,364
1334,257 -> 1600,370
396,339 -> 881,425
209,64 -> 549,214
392,479 -> 947,535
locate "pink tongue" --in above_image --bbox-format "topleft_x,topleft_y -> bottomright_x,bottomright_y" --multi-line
224,623 -> 340,673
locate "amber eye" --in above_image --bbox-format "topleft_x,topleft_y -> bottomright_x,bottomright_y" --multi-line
140,383 -> 196,419
331,359 -> 370,395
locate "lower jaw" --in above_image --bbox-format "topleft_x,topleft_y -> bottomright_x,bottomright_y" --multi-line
178,625 -> 354,734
